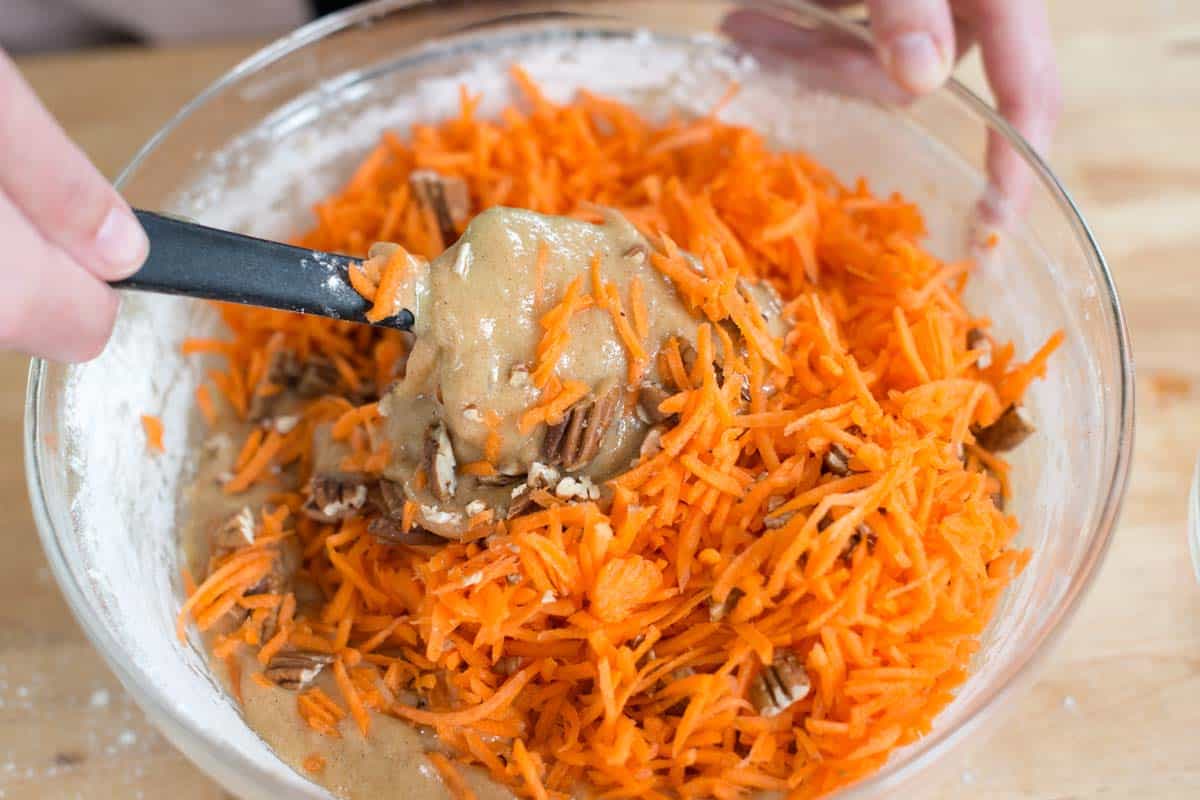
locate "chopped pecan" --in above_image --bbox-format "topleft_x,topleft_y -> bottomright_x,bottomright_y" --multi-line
541,385 -> 620,472
709,588 -> 744,622
377,477 -> 406,518
966,328 -> 993,369
507,462 -> 561,520
477,470 -> 524,487
966,327 -> 988,352
764,510 -> 795,530
554,475 -> 601,501
974,405 -> 1035,452
248,340 -> 300,420
639,426 -> 665,459
248,541 -> 299,641
839,523 -> 878,566
302,474 -> 370,522
527,461 -> 561,490
209,507 -> 256,567
409,170 -> 470,249
978,466 -> 1006,511
749,650 -> 810,717
636,382 -> 674,425
991,484 -> 1006,512
424,423 -> 458,501
264,650 -> 335,691
623,243 -> 648,264
368,516 -> 448,546
506,486 -> 537,520
295,357 -> 341,398
508,363 -> 532,388
495,656 -> 524,676
822,443 -> 853,477
678,341 -> 698,379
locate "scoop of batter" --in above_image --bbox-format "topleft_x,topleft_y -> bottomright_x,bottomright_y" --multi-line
367,207 -> 781,538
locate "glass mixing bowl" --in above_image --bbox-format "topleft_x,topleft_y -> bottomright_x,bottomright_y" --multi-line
24,1 -> 1133,797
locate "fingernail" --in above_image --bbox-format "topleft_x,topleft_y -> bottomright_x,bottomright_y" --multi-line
885,32 -> 949,94
94,206 -> 149,280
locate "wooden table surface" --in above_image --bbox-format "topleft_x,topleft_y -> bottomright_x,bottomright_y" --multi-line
4,4 -> 1199,798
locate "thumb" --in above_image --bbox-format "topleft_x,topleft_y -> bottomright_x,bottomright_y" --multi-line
0,52 -> 148,282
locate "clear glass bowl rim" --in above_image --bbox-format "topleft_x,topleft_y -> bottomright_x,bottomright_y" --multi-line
24,0 -> 1135,796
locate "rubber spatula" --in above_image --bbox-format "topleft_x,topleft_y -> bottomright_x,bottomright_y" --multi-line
110,210 -> 415,330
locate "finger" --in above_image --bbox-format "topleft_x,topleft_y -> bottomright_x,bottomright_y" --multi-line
867,0 -> 956,94
0,188 -> 120,362
720,9 -> 914,107
0,52 -> 148,281
965,0 -> 1061,217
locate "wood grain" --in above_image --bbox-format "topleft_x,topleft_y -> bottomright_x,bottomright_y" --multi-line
4,6 -> 1199,798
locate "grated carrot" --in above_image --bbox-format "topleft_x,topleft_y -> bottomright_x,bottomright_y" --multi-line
141,414 -> 165,454
428,751 -> 479,800
366,246 -> 411,323
179,69 -> 1063,800
195,385 -> 217,427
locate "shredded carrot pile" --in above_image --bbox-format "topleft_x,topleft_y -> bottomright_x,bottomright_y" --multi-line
181,69 -> 1061,799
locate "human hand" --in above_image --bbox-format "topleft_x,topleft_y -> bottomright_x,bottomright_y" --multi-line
0,51 -> 148,362
723,1 -> 1061,217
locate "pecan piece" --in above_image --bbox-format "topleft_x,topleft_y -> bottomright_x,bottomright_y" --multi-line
508,362 -> 532,389
639,425 -> 665,460
264,650 -> 335,691
494,656 -> 524,676
967,328 -> 993,368
209,507 -> 256,568
974,405 -> 1035,452
763,510 -> 795,530
839,523 -> 877,566
623,243 -> 649,264
553,475 -> 601,501
636,382 -> 674,425
507,462 -> 561,520
506,488 -> 537,520
749,650 -> 810,717
302,474 -> 370,522
368,517 -> 448,546
424,422 -> 458,501
709,588 -> 744,622
248,339 -> 300,420
295,357 -> 341,398
409,170 -> 470,249
477,470 -> 525,487
822,443 -> 853,477
376,477 -> 406,518
541,385 -> 620,472
966,327 -> 988,352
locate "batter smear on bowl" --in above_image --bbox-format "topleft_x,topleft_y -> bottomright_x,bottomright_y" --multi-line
178,69 -> 1062,799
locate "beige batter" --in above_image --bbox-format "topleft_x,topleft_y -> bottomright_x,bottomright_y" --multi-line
183,438 -> 511,800
378,207 -> 781,538
182,207 -> 783,799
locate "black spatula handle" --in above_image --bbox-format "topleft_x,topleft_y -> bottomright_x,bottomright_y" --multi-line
111,210 -> 414,330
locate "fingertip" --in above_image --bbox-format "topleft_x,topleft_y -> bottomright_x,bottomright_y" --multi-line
880,31 -> 952,95
91,204 -> 149,281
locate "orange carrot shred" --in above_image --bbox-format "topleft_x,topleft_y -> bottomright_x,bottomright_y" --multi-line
141,414 -> 165,453
427,751 -> 479,800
